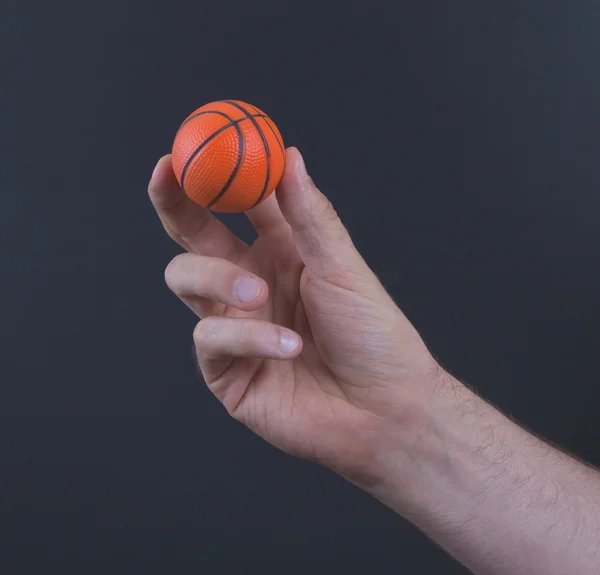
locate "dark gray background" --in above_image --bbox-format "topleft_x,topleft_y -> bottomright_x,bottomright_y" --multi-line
3,1 -> 600,572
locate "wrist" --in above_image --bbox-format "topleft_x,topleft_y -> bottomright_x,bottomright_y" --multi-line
361,368 -> 501,516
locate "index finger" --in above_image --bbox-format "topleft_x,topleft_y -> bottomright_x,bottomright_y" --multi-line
149,155 -> 248,259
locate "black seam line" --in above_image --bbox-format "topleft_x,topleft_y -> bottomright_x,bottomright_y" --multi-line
176,110 -> 268,136
207,121 -> 244,209
261,116 -> 285,155
180,116 -> 252,193
245,104 -> 284,153
219,101 -> 271,208
176,110 -> 231,136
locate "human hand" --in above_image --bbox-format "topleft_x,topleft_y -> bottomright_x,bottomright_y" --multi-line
149,146 -> 600,575
148,148 -> 441,486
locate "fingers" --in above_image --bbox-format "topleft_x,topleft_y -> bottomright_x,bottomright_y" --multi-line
275,148 -> 369,279
193,317 -> 303,408
149,155 -> 247,259
245,192 -> 288,235
193,317 -> 303,387
194,317 -> 302,362
165,253 -> 268,313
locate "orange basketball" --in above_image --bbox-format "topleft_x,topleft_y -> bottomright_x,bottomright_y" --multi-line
171,100 -> 286,213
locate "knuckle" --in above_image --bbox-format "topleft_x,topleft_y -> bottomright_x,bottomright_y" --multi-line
164,254 -> 185,290
193,318 -> 215,347
166,229 -> 183,245
312,192 -> 351,245
163,223 -> 187,249
237,319 -> 253,344
313,191 -> 338,223
192,321 -> 205,346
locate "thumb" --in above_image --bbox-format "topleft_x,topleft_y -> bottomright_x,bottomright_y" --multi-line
276,148 -> 367,279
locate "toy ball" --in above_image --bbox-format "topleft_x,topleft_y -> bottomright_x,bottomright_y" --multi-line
171,100 -> 285,213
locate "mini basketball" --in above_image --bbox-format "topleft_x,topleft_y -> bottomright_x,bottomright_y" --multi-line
171,100 -> 286,213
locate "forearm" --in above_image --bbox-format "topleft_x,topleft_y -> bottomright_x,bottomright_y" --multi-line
368,375 -> 600,575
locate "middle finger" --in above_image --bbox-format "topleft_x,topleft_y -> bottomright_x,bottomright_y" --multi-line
165,253 -> 269,313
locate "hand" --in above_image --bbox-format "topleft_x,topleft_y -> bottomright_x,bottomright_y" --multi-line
148,148 -> 440,485
150,149 -> 600,574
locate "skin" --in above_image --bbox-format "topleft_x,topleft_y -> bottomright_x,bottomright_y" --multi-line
149,148 -> 600,574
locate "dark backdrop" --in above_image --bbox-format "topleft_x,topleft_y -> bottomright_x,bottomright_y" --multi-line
3,1 -> 600,573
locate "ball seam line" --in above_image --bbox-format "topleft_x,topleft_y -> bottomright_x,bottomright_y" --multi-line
207,120 -> 245,209
246,103 -> 285,154
219,100 -> 271,209
179,114 -> 264,194
176,110 -> 231,136
176,110 -> 268,136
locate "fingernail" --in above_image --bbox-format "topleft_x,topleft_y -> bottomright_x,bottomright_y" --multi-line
297,152 -> 308,180
235,277 -> 262,303
280,331 -> 299,354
